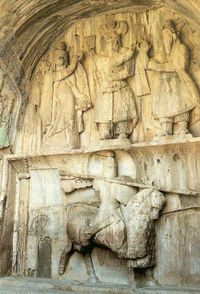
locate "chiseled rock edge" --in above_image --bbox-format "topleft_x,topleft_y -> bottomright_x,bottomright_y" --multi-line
0,277 -> 199,293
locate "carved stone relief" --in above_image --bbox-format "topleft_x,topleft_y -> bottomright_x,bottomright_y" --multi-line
59,152 -> 165,285
4,142 -> 200,287
25,169 -> 67,279
148,19 -> 200,137
43,41 -> 92,150
0,4 -> 199,292
0,67 -> 16,149
93,21 -> 137,142
14,8 -> 200,154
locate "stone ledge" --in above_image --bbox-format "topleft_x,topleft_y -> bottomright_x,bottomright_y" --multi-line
5,136 -> 200,160
0,277 -> 199,294
2,137 -> 200,197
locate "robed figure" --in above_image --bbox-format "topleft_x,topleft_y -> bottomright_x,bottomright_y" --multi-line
44,41 -> 92,149
148,20 -> 200,136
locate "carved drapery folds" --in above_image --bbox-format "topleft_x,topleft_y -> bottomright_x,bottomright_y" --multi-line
0,68 -> 16,149
1,6 -> 200,290
148,19 -> 200,137
15,12 -> 200,153
94,21 -> 137,141
43,41 -> 92,149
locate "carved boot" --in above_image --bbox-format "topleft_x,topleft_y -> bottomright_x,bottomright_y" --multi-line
98,123 -> 112,140
118,133 -> 128,140
115,120 -> 132,140
175,121 -> 189,135
160,122 -> 173,136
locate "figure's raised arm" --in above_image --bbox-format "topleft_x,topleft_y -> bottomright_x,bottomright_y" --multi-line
54,57 -> 78,82
119,47 -> 134,63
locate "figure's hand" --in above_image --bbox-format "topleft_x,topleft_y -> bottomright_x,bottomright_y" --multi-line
148,59 -> 157,69
76,95 -> 92,111
131,40 -> 137,52
77,52 -> 83,61
71,51 -> 83,62
108,71 -> 122,81
86,101 -> 93,109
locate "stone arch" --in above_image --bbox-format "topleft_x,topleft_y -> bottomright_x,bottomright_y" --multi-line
0,1 -> 200,87
0,1 -> 200,289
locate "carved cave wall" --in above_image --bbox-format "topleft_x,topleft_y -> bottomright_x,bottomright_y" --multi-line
0,1 -> 199,290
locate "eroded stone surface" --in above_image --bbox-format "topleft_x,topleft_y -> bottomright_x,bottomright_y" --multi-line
0,1 -> 199,292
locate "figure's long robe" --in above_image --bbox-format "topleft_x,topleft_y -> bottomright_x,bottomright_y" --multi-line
94,53 -> 137,124
153,41 -> 200,119
45,62 -> 90,147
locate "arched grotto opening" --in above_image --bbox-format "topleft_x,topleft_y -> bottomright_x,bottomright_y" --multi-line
0,1 -> 199,293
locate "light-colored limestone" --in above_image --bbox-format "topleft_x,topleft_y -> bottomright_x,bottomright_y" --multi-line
14,10 -> 200,152
0,277 -> 199,294
155,208 -> 200,287
0,1 -> 199,293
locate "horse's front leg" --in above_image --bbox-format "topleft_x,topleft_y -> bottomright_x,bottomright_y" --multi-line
59,241 -> 73,275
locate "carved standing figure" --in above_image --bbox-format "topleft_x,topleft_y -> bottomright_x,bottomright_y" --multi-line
94,21 -> 138,141
17,60 -> 51,153
44,41 -> 92,149
135,40 -> 151,97
148,20 -> 200,136
0,70 -> 14,148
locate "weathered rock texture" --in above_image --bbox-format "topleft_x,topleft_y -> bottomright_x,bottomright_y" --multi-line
0,0 -> 199,292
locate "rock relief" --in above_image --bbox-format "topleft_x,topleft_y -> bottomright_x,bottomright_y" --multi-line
15,12 -> 200,153
0,68 -> 15,149
59,152 -> 165,283
148,19 -> 200,137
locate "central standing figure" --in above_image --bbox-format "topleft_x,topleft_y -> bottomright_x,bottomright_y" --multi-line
94,21 -> 138,141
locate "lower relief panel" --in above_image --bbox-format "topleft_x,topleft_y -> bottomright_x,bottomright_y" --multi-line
13,158 -> 200,288
26,169 -> 67,279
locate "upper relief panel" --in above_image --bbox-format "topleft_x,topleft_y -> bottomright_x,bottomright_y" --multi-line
15,7 -> 200,154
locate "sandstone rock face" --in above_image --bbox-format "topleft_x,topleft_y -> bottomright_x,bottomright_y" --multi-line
0,1 -> 199,291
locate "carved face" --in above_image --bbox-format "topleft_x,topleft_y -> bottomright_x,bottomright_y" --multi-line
54,48 -> 68,68
106,36 -> 121,54
55,55 -> 66,67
